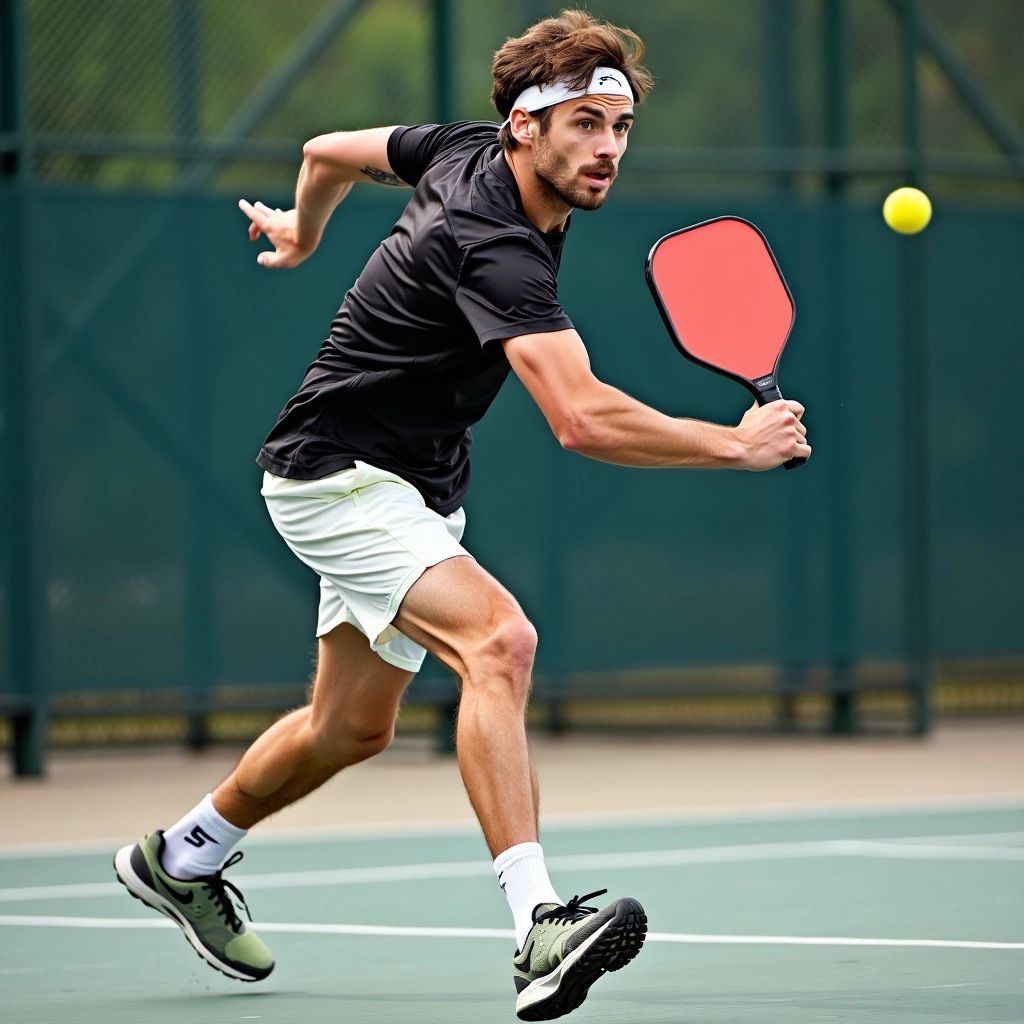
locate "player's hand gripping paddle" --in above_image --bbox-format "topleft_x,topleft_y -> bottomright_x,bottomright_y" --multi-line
646,216 -> 806,470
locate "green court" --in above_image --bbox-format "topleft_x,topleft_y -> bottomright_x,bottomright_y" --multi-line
2,801 -> 1022,1023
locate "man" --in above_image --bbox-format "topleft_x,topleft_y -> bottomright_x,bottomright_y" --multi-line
114,10 -> 810,1021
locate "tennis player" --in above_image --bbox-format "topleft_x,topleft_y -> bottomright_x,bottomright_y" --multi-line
115,10 -> 811,1020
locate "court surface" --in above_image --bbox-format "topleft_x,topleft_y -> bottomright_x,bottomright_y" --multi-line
2,799 -> 1022,1024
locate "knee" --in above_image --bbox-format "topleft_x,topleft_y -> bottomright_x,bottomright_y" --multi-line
466,613 -> 538,696
344,724 -> 394,764
485,614 -> 539,678
309,713 -> 394,768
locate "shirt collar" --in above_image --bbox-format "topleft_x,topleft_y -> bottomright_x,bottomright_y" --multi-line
487,147 -> 571,239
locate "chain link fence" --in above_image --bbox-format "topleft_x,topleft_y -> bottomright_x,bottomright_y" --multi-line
12,0 -> 1024,196
3,1 -> 1023,767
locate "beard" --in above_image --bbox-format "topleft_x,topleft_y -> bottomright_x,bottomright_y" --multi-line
532,137 -> 614,212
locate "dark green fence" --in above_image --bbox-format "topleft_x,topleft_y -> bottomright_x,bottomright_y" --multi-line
2,0 -> 1022,772
3,188 -> 1022,757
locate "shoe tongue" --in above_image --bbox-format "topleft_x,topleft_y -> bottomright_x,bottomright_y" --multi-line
532,902 -> 561,923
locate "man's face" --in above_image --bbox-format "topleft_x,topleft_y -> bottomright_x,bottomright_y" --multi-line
530,94 -> 634,212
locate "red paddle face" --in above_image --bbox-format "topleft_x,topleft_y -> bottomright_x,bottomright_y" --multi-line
646,217 -> 795,395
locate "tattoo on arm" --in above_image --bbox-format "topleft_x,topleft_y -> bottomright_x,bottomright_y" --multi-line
360,165 -> 406,187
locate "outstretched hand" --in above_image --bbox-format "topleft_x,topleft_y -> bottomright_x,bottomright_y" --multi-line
238,199 -> 314,269
736,399 -> 812,471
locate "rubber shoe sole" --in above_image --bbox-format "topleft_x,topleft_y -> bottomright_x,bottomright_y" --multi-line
515,898 -> 647,1021
113,843 -> 272,982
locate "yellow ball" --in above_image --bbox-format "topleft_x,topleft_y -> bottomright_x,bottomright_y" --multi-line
883,187 -> 932,235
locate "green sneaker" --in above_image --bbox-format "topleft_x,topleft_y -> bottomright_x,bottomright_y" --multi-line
114,830 -> 274,981
513,889 -> 647,1021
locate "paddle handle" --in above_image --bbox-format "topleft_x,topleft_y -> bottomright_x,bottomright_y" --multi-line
756,385 -> 807,471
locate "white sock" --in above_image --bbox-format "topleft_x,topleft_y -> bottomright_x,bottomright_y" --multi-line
160,794 -> 248,879
494,842 -> 562,950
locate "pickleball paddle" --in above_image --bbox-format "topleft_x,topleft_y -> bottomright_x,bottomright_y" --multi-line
645,215 -> 806,470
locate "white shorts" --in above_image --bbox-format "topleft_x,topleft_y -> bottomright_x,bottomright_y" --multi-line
261,462 -> 469,672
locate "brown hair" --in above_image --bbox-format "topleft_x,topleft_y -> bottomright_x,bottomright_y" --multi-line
491,9 -> 653,150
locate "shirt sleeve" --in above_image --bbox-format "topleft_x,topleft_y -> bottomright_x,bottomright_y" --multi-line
387,121 -> 499,187
455,233 -> 575,345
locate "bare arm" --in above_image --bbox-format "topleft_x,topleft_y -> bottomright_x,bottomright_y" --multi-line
238,126 -> 405,269
503,329 -> 811,471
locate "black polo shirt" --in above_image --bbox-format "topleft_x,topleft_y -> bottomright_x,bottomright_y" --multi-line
256,121 -> 575,515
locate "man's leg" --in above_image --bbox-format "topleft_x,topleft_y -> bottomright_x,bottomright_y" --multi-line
395,556 -> 562,946
394,555 -> 538,857
393,555 -> 647,1021
115,622 -> 411,981
212,622 -> 414,829
158,621 -> 412,877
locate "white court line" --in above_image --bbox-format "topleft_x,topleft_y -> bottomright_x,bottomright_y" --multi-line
0,914 -> 1021,950
645,933 -> 1024,951
818,840 -> 1024,861
2,793 -> 1022,859
886,831 -> 1024,846
918,981 -> 1004,990
0,960 -> 120,977
2,833 -> 1023,903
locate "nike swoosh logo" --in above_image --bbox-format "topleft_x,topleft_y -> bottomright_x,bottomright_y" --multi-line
161,881 -> 194,906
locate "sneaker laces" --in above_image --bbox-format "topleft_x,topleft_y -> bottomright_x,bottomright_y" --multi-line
535,889 -> 608,926
201,851 -> 252,933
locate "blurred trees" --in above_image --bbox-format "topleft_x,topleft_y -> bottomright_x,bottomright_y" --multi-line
15,0 -> 1024,195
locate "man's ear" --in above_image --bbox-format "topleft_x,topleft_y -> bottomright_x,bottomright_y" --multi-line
510,108 -> 533,146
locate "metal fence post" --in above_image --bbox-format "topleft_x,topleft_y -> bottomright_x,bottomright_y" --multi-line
434,0 -> 454,123
900,0 -> 933,736
765,0 -> 807,729
173,0 -> 214,747
1,0 -> 47,775
762,0 -> 798,195
822,0 -> 857,734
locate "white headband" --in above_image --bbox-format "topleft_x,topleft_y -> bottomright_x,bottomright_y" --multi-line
501,65 -> 634,130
